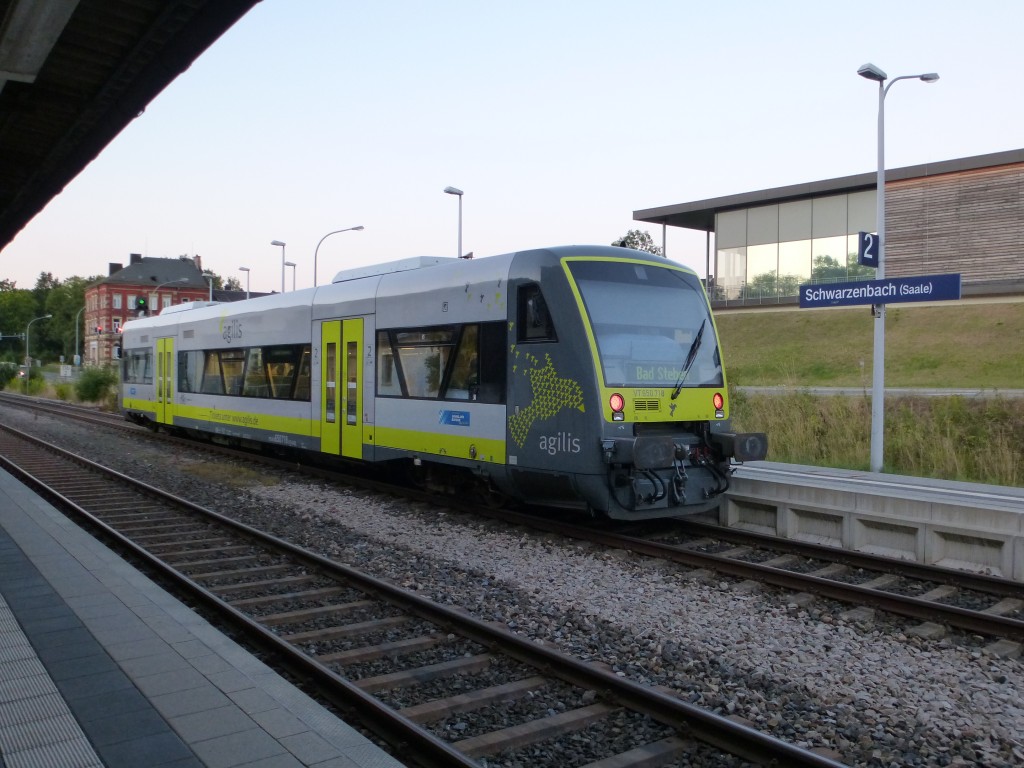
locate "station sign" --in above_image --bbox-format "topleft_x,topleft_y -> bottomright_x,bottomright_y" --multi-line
857,231 -> 878,267
800,273 -> 961,309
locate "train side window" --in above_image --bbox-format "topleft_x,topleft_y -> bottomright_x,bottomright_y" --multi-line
376,331 -> 403,397
518,284 -> 556,342
391,328 -> 455,399
263,345 -> 302,399
122,349 -> 153,385
400,343 -> 450,398
440,322 -> 506,403
200,351 -> 224,394
178,351 -> 193,392
242,348 -> 269,397
445,325 -> 479,400
477,322 -> 507,403
293,346 -> 311,401
220,350 -> 245,396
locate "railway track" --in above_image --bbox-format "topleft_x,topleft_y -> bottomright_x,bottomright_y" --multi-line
489,511 -> 1024,644
0,422 -> 846,768
3,392 -> 1022,646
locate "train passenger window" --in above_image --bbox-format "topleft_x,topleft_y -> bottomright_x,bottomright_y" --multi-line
517,284 -> 556,342
445,325 -> 479,399
401,345 -> 450,398
122,349 -> 153,385
243,348 -> 269,397
376,331 -> 402,396
476,322 -> 507,403
178,351 -> 203,393
396,329 -> 454,398
200,351 -> 224,394
292,346 -> 312,401
377,323 -> 505,403
220,350 -> 245,396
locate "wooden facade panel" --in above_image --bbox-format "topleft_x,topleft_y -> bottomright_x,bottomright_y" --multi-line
885,163 -> 1023,282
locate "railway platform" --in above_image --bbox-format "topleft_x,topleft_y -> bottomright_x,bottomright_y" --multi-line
0,468 -> 405,768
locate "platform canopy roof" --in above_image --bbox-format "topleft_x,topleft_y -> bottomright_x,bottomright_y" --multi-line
633,148 -> 1024,233
0,0 -> 260,252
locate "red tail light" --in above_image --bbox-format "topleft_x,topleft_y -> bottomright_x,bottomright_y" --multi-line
713,392 -> 724,410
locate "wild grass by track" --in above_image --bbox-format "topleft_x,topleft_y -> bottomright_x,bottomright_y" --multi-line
718,301 -> 1024,486
715,302 -> 1024,389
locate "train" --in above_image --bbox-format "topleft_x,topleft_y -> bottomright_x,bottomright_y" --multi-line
119,245 -> 766,520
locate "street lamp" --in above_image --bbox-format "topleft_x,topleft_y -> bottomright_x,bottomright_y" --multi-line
239,266 -> 250,299
443,186 -> 463,259
151,277 -> 187,313
857,62 -> 939,473
313,226 -> 364,287
155,277 -> 187,290
271,240 -> 286,292
75,306 -> 85,365
284,261 -> 296,291
25,314 -> 52,370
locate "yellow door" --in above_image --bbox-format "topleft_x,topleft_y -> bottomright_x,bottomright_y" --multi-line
321,319 -> 363,458
321,321 -> 341,454
156,337 -> 175,424
341,318 -> 363,460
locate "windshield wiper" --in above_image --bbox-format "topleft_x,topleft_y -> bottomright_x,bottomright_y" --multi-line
670,319 -> 705,400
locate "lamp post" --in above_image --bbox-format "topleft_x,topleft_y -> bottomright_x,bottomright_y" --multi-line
152,277 -> 187,313
75,306 -> 85,365
857,62 -> 939,473
239,266 -> 250,299
271,240 -> 286,292
443,186 -> 463,259
25,314 -> 52,370
284,261 -> 296,291
313,226 -> 364,287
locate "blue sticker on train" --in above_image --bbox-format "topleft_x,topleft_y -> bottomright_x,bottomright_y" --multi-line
439,410 -> 471,426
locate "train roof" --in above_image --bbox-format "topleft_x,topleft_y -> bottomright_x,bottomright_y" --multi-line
331,256 -> 456,283
120,246 -> 697,335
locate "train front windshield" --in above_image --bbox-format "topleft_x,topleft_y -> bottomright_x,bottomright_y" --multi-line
567,260 -> 723,389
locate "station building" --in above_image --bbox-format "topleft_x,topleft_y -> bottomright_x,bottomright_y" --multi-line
84,254 -> 211,365
634,148 -> 1024,304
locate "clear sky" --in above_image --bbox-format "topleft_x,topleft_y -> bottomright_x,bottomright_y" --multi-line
2,0 -> 1022,293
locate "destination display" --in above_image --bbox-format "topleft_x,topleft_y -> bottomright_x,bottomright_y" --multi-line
799,273 -> 961,309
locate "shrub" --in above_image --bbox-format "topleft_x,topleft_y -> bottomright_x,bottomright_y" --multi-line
0,363 -> 16,391
75,366 -> 118,403
54,382 -> 73,401
23,367 -> 46,395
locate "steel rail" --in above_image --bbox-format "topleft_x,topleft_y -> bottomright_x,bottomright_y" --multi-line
461,506 -> 1024,641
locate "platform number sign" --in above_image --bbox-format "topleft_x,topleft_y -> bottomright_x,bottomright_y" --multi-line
858,231 -> 879,268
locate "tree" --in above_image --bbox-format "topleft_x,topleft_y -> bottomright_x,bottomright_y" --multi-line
45,277 -> 90,361
811,253 -> 875,282
202,269 -> 223,290
612,229 -> 664,256
223,276 -> 242,291
0,290 -> 37,362
741,271 -> 778,299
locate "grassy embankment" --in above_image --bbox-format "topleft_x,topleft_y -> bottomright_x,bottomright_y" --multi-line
715,302 -> 1024,486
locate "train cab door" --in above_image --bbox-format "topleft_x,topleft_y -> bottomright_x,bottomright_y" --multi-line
155,337 -> 175,424
321,319 -> 364,459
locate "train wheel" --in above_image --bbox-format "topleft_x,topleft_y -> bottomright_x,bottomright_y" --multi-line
475,481 -> 511,509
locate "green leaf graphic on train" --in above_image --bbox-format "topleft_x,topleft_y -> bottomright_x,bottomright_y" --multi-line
508,351 -> 584,448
